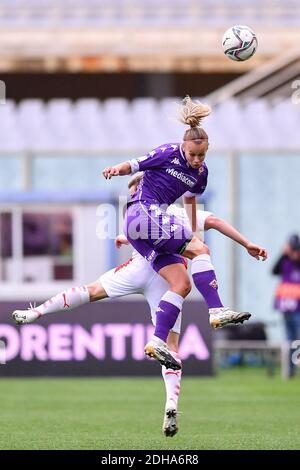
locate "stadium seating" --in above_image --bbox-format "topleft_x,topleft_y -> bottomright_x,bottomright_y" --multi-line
0,97 -> 299,152
0,1 -> 299,26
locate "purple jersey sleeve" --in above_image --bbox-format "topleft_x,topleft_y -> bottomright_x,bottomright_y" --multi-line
129,147 -> 168,173
184,164 -> 208,197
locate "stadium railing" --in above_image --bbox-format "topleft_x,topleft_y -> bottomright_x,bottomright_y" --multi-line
214,339 -> 295,380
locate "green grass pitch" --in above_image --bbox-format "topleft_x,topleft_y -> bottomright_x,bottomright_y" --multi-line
0,369 -> 300,450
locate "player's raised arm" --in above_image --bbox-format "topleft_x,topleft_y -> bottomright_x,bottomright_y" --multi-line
102,161 -> 132,179
102,147 -> 167,180
205,215 -> 268,261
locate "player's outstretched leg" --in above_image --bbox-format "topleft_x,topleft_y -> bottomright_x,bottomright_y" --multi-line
209,307 -> 251,329
12,286 -> 90,325
191,254 -> 251,329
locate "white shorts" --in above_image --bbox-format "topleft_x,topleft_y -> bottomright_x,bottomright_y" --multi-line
99,255 -> 182,334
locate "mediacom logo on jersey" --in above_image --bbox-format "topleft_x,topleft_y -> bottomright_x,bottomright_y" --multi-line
165,168 -> 195,187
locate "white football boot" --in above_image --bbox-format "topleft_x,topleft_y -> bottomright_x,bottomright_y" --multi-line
12,303 -> 41,325
144,336 -> 181,371
162,399 -> 179,437
209,307 -> 251,329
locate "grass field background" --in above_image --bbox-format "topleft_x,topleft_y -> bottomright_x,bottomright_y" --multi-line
0,369 -> 300,450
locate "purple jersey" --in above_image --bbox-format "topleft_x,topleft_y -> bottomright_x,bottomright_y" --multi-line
129,143 -> 208,206
274,256 -> 300,312
277,257 -> 300,284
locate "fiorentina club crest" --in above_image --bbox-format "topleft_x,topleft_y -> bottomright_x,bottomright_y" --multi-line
209,279 -> 218,289
198,165 -> 204,175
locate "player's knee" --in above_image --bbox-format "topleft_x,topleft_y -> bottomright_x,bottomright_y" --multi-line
184,237 -> 210,259
87,283 -> 99,301
177,278 -> 191,297
200,243 -> 210,256
190,243 -> 210,258
87,282 -> 107,302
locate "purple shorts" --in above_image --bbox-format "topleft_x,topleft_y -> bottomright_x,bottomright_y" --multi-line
152,253 -> 187,273
124,200 -> 192,267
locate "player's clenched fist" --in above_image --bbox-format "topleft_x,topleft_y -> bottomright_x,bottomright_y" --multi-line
246,243 -> 268,261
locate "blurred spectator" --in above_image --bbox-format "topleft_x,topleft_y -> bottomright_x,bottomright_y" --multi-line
273,234 -> 300,377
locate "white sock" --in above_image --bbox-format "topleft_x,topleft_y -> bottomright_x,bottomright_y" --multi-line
191,253 -> 215,275
162,351 -> 182,409
152,335 -> 166,346
35,286 -> 90,316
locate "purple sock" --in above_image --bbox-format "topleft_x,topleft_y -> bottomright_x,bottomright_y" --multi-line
192,270 -> 223,309
154,291 -> 184,342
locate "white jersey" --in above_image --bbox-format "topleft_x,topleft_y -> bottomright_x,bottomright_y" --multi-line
99,206 -> 212,334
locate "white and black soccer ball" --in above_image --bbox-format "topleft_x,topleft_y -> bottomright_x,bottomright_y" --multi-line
222,25 -> 258,61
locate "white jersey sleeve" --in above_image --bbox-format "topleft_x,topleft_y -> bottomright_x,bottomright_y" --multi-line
166,204 -> 213,231
196,209 -> 213,231
166,204 -> 187,223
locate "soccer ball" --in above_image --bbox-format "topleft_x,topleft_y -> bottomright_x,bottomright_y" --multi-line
222,25 -> 258,61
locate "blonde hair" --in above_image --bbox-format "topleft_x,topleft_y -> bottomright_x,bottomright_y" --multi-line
128,172 -> 143,190
178,95 -> 211,142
